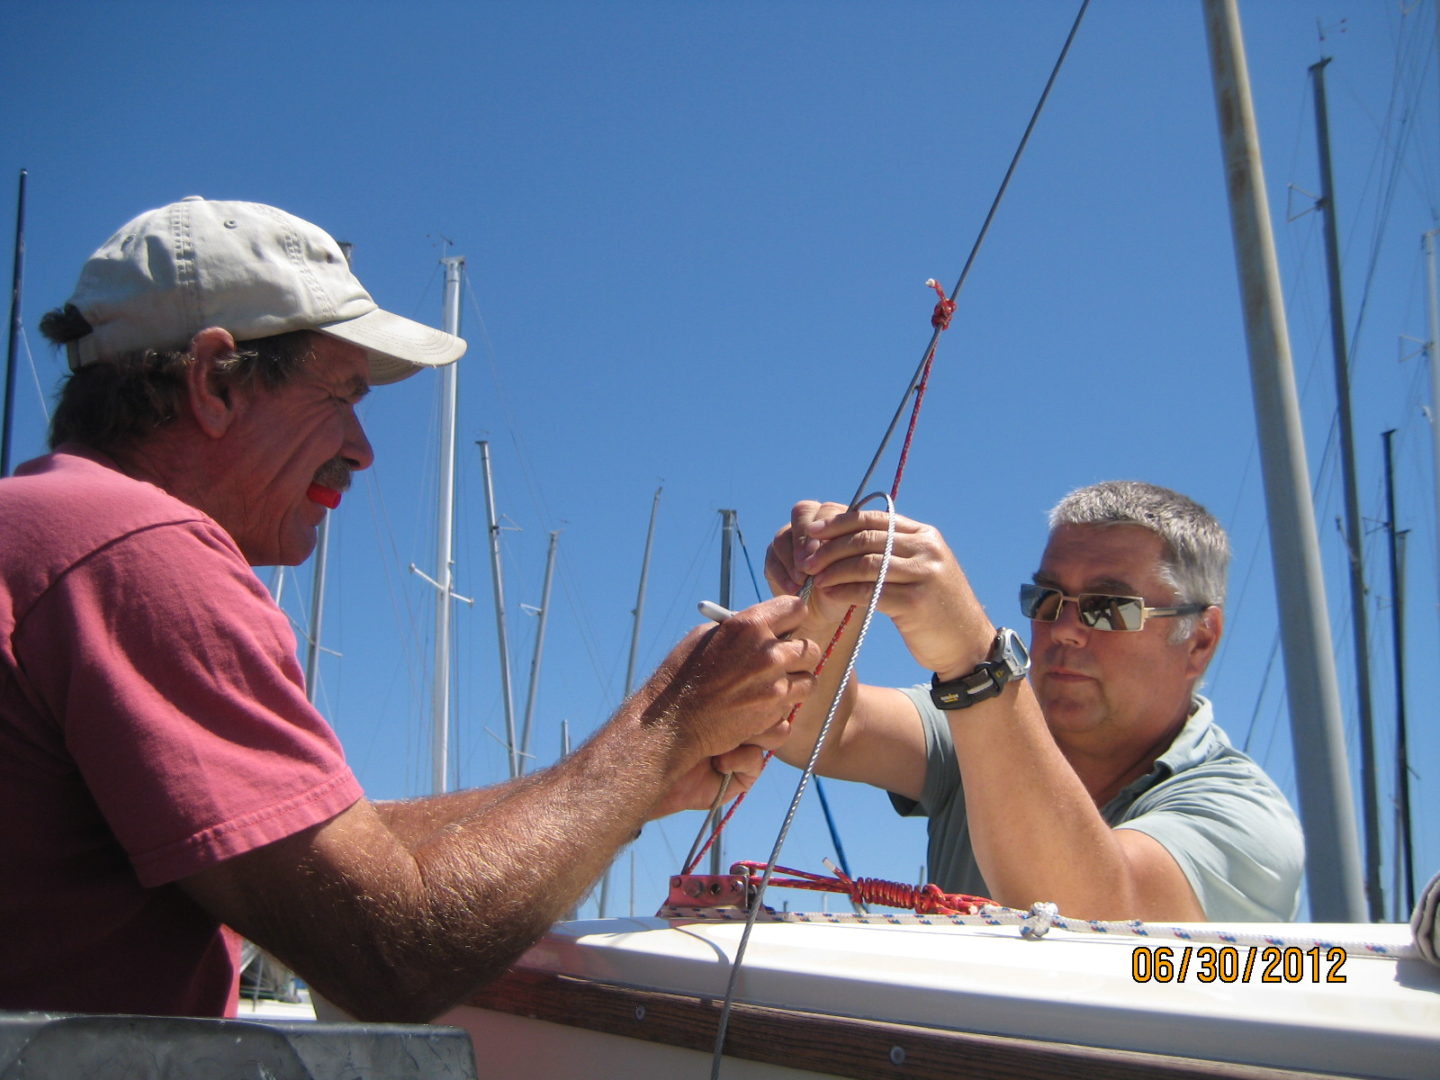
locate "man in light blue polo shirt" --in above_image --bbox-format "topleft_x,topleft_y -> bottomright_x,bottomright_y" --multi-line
767,481 -> 1303,922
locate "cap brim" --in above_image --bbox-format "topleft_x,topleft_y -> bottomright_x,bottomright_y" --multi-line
319,307 -> 466,385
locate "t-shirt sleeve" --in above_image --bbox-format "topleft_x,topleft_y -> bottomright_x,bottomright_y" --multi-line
18,519 -> 363,887
886,685 -> 992,897
1113,759 -> 1305,922
886,686 -> 958,819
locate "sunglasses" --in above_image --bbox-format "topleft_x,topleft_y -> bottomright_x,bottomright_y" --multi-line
1019,583 -> 1208,632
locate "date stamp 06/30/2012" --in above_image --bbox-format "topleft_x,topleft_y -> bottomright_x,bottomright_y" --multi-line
1130,944 -> 1348,984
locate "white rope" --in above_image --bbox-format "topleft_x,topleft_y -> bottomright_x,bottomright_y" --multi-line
662,900 -> 1421,960
707,492 -> 898,1080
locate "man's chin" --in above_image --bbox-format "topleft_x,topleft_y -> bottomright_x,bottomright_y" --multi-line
1038,691 -> 1105,733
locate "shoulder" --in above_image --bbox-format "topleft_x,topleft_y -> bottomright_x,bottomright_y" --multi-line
2,447 -> 243,619
1128,711 -> 1301,844
1161,701 -> 1293,806
1118,702 -> 1304,919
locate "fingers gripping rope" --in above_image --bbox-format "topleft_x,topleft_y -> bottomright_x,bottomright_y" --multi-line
687,280 -> 951,872
681,606 -> 858,876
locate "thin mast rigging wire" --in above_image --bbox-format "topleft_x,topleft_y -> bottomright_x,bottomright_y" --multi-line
847,0 -> 1092,509
705,4 -> 1092,1075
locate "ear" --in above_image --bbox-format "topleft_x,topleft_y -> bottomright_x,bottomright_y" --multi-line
1184,605 -> 1223,681
185,327 -> 241,439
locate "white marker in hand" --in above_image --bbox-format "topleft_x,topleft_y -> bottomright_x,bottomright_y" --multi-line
697,600 -> 735,623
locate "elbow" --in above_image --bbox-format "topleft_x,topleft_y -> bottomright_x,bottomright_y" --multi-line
311,965 -> 505,1025
299,923 -> 551,1024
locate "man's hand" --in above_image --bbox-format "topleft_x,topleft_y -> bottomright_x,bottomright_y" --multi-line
630,595 -> 820,765
648,720 -> 791,818
767,499 -> 991,678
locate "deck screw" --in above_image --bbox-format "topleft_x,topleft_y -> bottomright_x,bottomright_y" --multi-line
634,1005 -> 646,1021
889,1045 -> 906,1065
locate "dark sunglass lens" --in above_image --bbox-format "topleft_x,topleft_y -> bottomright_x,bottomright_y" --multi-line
1112,597 -> 1146,630
1077,595 -> 1113,629
1020,584 -> 1062,620
1077,594 -> 1144,631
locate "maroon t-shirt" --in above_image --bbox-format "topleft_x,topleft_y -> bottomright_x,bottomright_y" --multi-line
0,446 -> 363,1015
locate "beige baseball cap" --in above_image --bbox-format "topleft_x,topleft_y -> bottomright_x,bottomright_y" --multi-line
63,196 -> 466,384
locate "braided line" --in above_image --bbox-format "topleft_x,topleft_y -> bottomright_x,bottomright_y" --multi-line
665,898 -> 1420,960
730,861 -> 994,917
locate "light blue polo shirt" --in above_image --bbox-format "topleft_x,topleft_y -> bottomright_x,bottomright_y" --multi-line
889,692 -> 1304,921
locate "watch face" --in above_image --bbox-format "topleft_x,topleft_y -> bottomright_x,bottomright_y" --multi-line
1000,629 -> 1030,675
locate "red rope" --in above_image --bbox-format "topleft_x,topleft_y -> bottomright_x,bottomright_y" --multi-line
685,279 -> 956,873
732,861 -> 993,916
889,281 -> 952,501
927,277 -> 957,330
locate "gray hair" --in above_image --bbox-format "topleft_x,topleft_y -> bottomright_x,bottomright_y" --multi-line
41,304 -> 315,454
1048,480 -> 1228,641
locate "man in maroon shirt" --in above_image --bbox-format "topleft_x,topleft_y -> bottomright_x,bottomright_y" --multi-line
0,197 -> 818,1021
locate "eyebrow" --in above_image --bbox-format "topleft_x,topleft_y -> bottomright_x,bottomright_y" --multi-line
1031,571 -> 1142,595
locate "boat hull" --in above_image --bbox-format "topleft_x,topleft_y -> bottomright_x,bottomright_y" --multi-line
445,915 -> 1440,1079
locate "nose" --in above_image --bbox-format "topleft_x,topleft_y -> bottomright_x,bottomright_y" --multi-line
343,409 -> 375,472
1041,597 -> 1090,648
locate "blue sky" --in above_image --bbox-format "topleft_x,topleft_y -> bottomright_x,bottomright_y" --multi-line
4,1 -> 1436,923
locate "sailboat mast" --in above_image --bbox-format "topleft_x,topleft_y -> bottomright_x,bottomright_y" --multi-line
431,255 -> 464,793
2,168 -> 26,479
711,510 -> 737,875
624,487 -> 663,697
1382,430 -> 1417,916
304,514 -> 331,704
718,509 -> 736,613
479,440 -> 520,780
1423,229 -> 1440,620
1309,57 -> 1383,922
601,487 -> 663,918
519,530 -> 559,775
304,241 -> 353,704
1202,0 -> 1364,920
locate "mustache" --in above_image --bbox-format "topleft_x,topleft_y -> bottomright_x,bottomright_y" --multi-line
312,458 -> 353,493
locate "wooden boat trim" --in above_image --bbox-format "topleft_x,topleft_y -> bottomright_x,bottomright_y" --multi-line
465,968 -> 1360,1080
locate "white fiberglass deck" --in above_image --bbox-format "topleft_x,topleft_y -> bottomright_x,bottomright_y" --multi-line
450,914 -> 1440,1079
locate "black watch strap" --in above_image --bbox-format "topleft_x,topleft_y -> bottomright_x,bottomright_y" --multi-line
929,628 -> 1028,711
930,663 -> 1006,710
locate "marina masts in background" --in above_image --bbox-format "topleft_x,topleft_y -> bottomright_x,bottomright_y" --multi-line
711,509 -> 738,876
434,255 -> 465,792
1382,430 -> 1417,917
519,530 -> 560,775
1202,0 -> 1365,920
624,487 -> 663,699
479,439 -> 520,780
409,255 -> 466,794
1309,56 -> 1384,922
1424,229 -> 1440,628
603,486 -> 663,917
303,241 -> 354,705
2,169 -> 26,479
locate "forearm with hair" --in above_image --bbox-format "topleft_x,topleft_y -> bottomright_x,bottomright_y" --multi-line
371,785 -> 515,847
274,704 -> 687,1021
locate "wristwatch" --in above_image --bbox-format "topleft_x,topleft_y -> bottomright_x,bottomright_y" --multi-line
929,628 -> 1030,710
